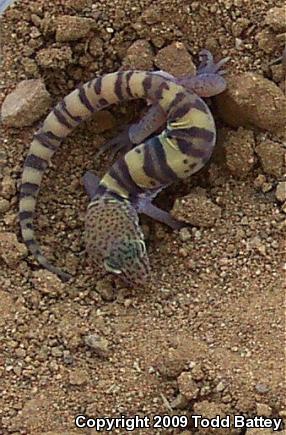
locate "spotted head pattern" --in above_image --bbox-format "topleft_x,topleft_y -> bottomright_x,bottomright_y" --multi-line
85,193 -> 150,285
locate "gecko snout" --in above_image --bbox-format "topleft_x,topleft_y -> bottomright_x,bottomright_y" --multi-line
104,238 -> 151,287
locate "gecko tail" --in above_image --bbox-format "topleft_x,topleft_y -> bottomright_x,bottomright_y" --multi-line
19,71 -> 156,280
29,242 -> 71,281
20,216 -> 71,281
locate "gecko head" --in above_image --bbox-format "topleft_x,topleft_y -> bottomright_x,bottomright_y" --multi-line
103,237 -> 150,286
85,194 -> 150,286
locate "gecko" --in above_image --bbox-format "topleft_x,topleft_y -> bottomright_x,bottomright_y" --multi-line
19,49 -> 228,285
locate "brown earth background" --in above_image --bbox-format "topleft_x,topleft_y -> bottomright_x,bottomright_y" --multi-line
0,0 -> 285,434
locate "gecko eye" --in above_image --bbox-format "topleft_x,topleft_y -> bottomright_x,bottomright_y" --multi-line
104,258 -> 122,275
103,239 -> 149,284
138,240 -> 146,255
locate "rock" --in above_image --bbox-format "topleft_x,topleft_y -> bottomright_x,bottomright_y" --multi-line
172,188 -> 221,228
265,7 -> 286,32
69,368 -> 88,386
1,79 -> 51,127
140,6 -> 161,25
31,270 -> 65,296
0,199 -> 10,213
216,380 -> 227,392
36,46 -> 73,69
63,350 -> 74,365
0,175 -> 16,199
170,393 -> 189,409
192,401 -> 239,435
223,128 -> 255,177
21,58 -> 39,76
190,363 -> 205,381
255,141 -> 285,177
256,402 -> 272,417
84,334 -> 109,357
231,18 -> 250,37
66,0 -> 92,11
15,347 -> 26,358
216,73 -> 286,134
89,36 -> 104,58
0,232 -> 27,267
179,227 -> 192,242
193,400 -> 225,419
177,371 -> 199,400
0,290 -> 15,326
271,64 -> 284,84
156,348 -> 189,379
255,383 -> 269,394
95,279 -> 115,301
51,347 -> 62,358
253,174 -> 266,190
275,182 -> 286,202
249,236 -> 267,256
255,29 -> 278,54
56,15 -> 93,42
122,39 -> 154,71
261,181 -> 273,193
154,41 -> 196,76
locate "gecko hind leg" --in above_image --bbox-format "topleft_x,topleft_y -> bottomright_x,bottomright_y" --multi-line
96,104 -> 167,160
83,171 -> 100,199
95,126 -> 134,160
140,201 -> 187,230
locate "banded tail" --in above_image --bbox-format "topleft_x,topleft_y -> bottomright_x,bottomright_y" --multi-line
19,71 -> 184,280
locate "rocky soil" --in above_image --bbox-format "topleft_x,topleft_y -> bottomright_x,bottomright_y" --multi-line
0,0 -> 285,434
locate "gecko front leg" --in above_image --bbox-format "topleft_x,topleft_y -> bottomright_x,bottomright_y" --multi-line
138,198 -> 187,230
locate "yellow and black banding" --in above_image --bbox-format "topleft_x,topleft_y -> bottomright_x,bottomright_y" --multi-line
19,70 -> 217,281
99,86 -> 216,200
143,136 -> 178,185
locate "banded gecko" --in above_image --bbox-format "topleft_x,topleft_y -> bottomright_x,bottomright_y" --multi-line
19,50 -> 228,285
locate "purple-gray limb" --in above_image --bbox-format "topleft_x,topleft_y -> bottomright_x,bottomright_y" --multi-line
83,171 -> 187,230
97,49 -> 229,158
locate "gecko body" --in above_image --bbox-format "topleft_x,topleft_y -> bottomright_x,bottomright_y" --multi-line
19,50 -> 228,285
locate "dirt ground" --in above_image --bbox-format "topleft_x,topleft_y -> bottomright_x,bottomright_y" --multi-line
0,0 -> 285,434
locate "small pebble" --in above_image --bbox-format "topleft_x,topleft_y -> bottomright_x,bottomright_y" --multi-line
0,199 -> 10,213
179,227 -> 192,242
177,371 -> 199,400
255,383 -> 270,394
69,368 -> 88,386
256,402 -> 272,417
154,41 -> 196,76
56,15 -> 93,42
84,334 -> 109,357
275,182 -> 286,203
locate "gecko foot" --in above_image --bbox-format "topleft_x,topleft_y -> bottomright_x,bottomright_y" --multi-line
140,201 -> 187,230
197,49 -> 230,75
176,49 -> 229,97
95,126 -> 134,160
268,47 -> 286,72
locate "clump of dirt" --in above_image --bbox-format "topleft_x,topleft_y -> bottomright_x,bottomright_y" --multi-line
0,0 -> 285,434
